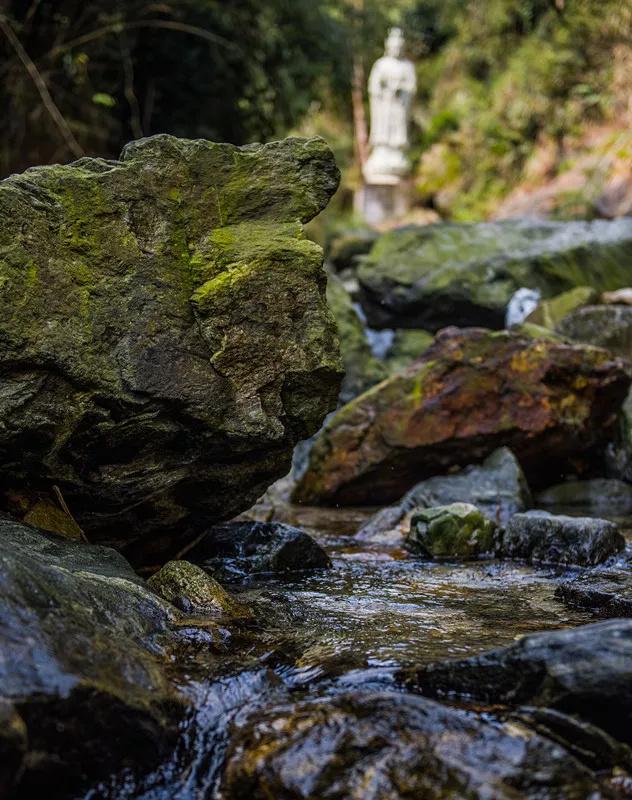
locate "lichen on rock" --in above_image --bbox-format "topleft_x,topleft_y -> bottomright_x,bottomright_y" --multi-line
0,134 -> 342,561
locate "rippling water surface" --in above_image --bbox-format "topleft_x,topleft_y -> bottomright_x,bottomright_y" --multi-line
89,502 -> 630,799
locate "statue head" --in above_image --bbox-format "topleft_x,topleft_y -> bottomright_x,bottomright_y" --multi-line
385,28 -> 405,58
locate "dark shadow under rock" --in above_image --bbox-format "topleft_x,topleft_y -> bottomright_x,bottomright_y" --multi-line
187,521 -> 331,582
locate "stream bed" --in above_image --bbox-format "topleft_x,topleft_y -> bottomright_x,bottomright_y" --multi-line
87,502 -> 629,799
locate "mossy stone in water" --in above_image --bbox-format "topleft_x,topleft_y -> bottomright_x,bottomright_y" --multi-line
148,560 -> 251,619
407,502 -> 499,559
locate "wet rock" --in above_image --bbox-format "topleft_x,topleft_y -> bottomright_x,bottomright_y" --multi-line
326,273 -> 387,402
0,516 -> 191,797
536,478 -> 632,514
406,619 -> 632,745
0,700 -> 26,797
526,286 -> 598,329
512,706 -> 632,774
148,560 -> 251,618
357,218 -> 632,331
188,521 -> 331,581
556,571 -> 632,617
220,690 -> 605,799
557,304 -> 632,358
502,511 -> 625,566
357,447 -> 531,543
293,327 -> 630,506
407,502 -> 499,560
0,134 -> 342,563
606,385 -> 632,482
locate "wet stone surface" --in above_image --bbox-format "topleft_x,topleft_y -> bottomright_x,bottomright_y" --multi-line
81,501 -> 632,799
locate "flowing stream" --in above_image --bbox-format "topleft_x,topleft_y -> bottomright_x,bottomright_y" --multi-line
87,502 -> 627,799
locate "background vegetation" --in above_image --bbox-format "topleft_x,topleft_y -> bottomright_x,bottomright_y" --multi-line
1,0 -> 631,218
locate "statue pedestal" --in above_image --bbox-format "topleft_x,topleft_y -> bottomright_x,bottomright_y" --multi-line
355,181 -> 411,227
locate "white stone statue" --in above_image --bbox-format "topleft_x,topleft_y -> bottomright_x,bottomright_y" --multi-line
363,28 -> 417,185
506,288 -> 541,327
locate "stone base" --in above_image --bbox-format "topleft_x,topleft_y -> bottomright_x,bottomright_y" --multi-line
355,181 -> 411,226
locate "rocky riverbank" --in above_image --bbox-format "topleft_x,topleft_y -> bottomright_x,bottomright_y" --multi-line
2,137 -> 632,798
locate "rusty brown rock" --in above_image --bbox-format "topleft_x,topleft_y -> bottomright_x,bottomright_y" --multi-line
293,327 -> 631,506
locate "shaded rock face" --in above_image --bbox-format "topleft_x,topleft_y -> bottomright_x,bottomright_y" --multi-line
293,327 -> 630,507
558,304 -> 632,358
0,516 -> 191,797
406,619 -> 632,746
357,447 -> 530,543
220,691 -> 604,799
556,570 -> 632,617
537,478 -> 632,514
326,226 -> 378,272
0,134 -> 342,560
525,286 -> 597,329
187,520 -> 331,581
502,512 -> 625,567
358,219 -> 632,331
407,502 -> 499,560
326,273 -> 387,402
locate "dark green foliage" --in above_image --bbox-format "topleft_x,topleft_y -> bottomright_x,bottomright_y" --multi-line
0,0 -> 346,175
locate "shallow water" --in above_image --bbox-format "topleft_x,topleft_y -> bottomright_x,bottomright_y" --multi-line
89,501 -> 630,798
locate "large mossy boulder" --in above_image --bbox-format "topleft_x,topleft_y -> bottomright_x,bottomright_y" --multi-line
357,219 -> 632,331
0,135 -> 342,561
0,516 -> 196,797
293,327 -> 630,507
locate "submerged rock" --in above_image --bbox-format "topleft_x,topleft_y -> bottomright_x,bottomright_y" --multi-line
406,502 -> 499,560
406,619 -> 632,745
556,570 -> 632,617
148,560 -> 251,618
502,511 -> 624,566
0,134 -> 342,562
357,447 -> 530,544
357,218 -> 632,331
0,516 -> 192,797
187,520 -> 331,581
220,690 -> 605,799
294,327 -> 630,506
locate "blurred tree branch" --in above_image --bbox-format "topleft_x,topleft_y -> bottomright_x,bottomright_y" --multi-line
0,13 -> 84,158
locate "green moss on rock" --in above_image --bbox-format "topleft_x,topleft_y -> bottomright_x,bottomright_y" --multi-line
0,135 -> 342,562
407,502 -> 499,560
358,219 -> 632,331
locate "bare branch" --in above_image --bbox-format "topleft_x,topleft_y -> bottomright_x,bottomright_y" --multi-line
47,18 -> 239,60
0,13 -> 84,158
